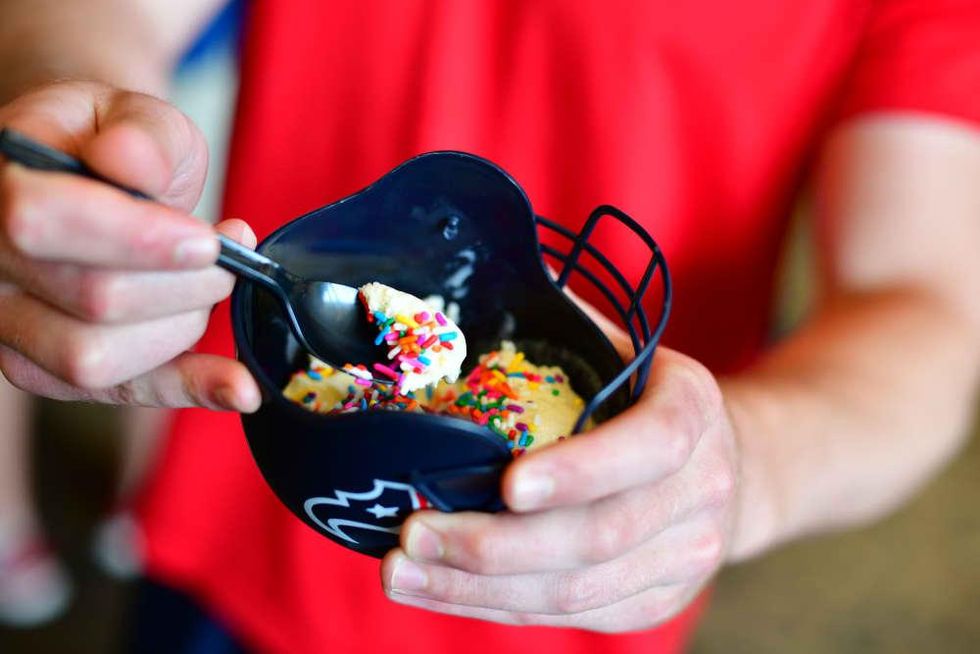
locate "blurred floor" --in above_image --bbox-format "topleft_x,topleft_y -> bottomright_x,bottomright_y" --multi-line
691,419 -> 980,653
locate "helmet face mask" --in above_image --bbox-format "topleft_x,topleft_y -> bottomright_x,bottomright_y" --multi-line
231,152 -> 670,557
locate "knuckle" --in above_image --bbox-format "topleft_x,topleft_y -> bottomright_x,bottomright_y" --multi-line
582,511 -> 633,564
554,572 -> 610,614
660,429 -> 695,474
685,529 -> 725,578
1,180 -> 40,256
669,357 -> 723,421
105,380 -> 139,405
455,528 -> 502,574
60,332 -> 111,389
701,466 -> 737,510
75,271 -> 123,322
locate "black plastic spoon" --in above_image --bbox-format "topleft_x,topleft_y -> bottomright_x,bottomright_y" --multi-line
0,127 -> 384,379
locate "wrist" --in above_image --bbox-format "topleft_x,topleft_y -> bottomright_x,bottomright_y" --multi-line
719,376 -> 790,562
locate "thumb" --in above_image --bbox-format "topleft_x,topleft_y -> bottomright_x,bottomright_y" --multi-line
81,91 -> 209,211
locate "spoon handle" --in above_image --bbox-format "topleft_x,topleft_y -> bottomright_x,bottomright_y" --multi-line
216,237 -> 285,290
0,128 -> 287,292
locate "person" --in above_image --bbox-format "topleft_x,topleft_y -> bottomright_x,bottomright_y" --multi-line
0,377 -> 72,627
0,1 -> 978,652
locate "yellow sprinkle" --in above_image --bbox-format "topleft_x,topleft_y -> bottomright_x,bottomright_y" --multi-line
492,370 -> 507,382
506,352 -> 525,373
529,382 -> 540,390
395,314 -> 419,329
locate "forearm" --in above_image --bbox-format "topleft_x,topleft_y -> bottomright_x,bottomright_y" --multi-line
725,117 -> 980,562
0,0 -> 224,103
725,287 -> 980,560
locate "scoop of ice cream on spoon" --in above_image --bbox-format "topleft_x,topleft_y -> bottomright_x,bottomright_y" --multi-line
353,282 -> 467,394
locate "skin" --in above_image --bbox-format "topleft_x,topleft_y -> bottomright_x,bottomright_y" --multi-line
2,0 -> 979,634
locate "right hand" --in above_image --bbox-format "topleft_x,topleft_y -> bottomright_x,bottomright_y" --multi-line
0,80 -> 260,412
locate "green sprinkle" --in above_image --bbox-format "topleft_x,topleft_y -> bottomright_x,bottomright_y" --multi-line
552,389 -> 560,396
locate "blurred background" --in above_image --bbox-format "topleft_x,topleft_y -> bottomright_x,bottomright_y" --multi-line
1,2 -> 978,652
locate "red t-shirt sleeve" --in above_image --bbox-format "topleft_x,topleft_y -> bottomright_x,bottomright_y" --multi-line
836,0 -> 980,127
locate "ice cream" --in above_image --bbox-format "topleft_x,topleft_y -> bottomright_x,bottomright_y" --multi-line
430,341 -> 587,451
283,340 -> 588,455
357,282 -> 467,394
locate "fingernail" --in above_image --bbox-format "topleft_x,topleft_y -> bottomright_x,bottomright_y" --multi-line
390,557 -> 428,593
174,236 -> 218,266
511,472 -> 554,510
405,521 -> 444,561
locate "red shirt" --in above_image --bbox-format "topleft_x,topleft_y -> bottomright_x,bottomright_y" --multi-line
138,2 -> 980,652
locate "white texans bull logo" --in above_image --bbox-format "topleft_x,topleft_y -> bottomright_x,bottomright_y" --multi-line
304,479 -> 429,545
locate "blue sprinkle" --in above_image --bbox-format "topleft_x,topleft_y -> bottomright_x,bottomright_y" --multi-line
360,398 -> 368,410
417,355 -> 432,365
426,386 -> 434,401
374,324 -> 391,346
506,440 -> 515,450
518,432 -> 529,447
373,311 -> 387,322
545,376 -> 554,383
348,385 -> 356,394
507,372 -> 524,378
439,332 -> 458,341
307,370 -> 323,381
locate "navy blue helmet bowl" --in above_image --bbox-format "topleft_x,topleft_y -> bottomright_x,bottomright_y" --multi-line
230,151 -> 670,558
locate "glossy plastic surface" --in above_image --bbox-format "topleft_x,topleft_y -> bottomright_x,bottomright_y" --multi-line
231,152 -> 667,557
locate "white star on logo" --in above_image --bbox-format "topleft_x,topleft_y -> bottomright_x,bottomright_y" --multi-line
365,503 -> 399,519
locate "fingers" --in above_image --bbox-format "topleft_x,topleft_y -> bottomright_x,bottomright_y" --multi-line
0,346 -> 261,412
385,518 -> 719,615
382,552 -> 694,633
503,349 -> 724,512
81,91 -> 208,209
0,164 -> 218,269
0,81 -> 109,153
402,483 -> 694,575
0,285 -> 213,389
2,219 -> 253,323
0,221 -> 255,389
1,81 -> 208,211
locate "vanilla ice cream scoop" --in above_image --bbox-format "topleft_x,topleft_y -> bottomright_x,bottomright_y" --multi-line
356,282 -> 467,394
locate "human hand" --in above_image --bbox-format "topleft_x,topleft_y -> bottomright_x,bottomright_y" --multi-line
381,345 -> 739,632
0,81 -> 260,411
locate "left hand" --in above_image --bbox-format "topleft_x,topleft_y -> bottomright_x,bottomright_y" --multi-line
381,346 -> 739,632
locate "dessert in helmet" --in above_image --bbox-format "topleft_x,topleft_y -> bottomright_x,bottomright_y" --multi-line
283,284 -> 587,455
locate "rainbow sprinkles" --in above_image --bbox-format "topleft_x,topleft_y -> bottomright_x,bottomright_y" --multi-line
354,282 -> 467,394
282,281 -> 587,455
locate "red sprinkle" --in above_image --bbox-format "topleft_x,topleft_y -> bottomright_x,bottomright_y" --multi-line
373,363 -> 399,380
